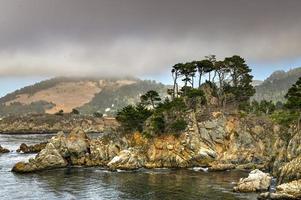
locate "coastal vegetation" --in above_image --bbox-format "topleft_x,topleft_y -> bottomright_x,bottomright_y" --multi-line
116,55 -> 256,136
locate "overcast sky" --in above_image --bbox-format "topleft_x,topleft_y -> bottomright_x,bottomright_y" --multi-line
0,0 -> 301,96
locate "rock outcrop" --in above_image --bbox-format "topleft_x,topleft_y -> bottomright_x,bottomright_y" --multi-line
17,142 -> 47,153
11,112 -> 279,173
12,128 -> 122,173
0,145 -> 9,153
233,169 -> 272,193
0,114 -> 118,134
259,179 -> 301,200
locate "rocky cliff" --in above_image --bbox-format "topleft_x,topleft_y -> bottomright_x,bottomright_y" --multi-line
0,114 -> 118,134
11,111 -> 301,199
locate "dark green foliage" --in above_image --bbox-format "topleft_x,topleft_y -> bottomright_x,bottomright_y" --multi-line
170,55 -> 255,107
170,119 -> 188,133
151,114 -> 165,134
259,100 -> 276,114
223,55 -> 255,103
285,77 -> 301,110
181,87 -> 206,110
116,104 -> 152,133
271,110 -> 300,127
140,90 -> 161,108
71,109 -> 80,115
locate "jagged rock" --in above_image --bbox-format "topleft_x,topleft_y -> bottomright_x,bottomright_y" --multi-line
278,156 -> 301,184
108,148 -> 144,170
233,169 -> 272,193
259,179 -> 301,200
12,143 -> 68,173
0,145 -> 9,153
65,128 -> 90,156
17,142 -> 47,153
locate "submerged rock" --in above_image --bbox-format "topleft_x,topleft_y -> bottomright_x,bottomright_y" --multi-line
0,145 -> 9,153
17,142 -> 47,153
233,169 -> 272,193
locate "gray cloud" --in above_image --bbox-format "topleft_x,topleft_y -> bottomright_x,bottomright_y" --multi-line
0,0 -> 301,77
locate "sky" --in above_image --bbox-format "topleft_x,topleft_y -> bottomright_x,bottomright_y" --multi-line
0,0 -> 301,97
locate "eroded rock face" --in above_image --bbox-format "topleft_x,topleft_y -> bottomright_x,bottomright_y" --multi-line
17,142 -> 47,154
233,169 -> 272,193
65,128 -> 90,156
108,148 -> 145,170
0,145 -> 9,153
278,156 -> 301,184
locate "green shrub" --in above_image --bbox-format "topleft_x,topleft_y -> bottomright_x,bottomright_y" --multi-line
170,119 -> 187,133
271,110 -> 299,127
151,114 -> 165,134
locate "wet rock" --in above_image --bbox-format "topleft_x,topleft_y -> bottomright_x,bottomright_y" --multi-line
258,179 -> 301,200
233,169 -> 272,193
0,145 -> 9,153
17,142 -> 47,154
209,163 -> 236,172
12,143 -> 68,173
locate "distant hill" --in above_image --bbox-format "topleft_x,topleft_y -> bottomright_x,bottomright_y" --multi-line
0,77 -> 168,116
253,67 -> 301,102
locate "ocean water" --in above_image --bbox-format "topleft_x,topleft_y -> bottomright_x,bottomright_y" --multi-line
0,134 -> 258,200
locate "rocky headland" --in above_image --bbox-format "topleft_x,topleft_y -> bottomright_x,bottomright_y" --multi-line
10,110 -> 301,199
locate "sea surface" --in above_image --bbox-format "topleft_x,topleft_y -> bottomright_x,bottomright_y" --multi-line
0,133 -> 258,200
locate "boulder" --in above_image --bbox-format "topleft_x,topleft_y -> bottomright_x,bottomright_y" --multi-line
17,142 -> 47,153
0,145 -> 9,153
233,169 -> 272,193
12,143 -> 68,173
108,148 -> 144,170
259,179 -> 301,200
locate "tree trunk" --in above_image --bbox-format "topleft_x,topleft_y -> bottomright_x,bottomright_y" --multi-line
199,72 -> 202,88
172,73 -> 177,99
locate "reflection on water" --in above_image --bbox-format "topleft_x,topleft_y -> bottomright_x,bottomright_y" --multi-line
0,133 -> 257,200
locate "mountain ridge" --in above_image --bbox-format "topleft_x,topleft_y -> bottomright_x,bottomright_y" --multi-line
0,77 -> 167,116
253,67 -> 301,102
